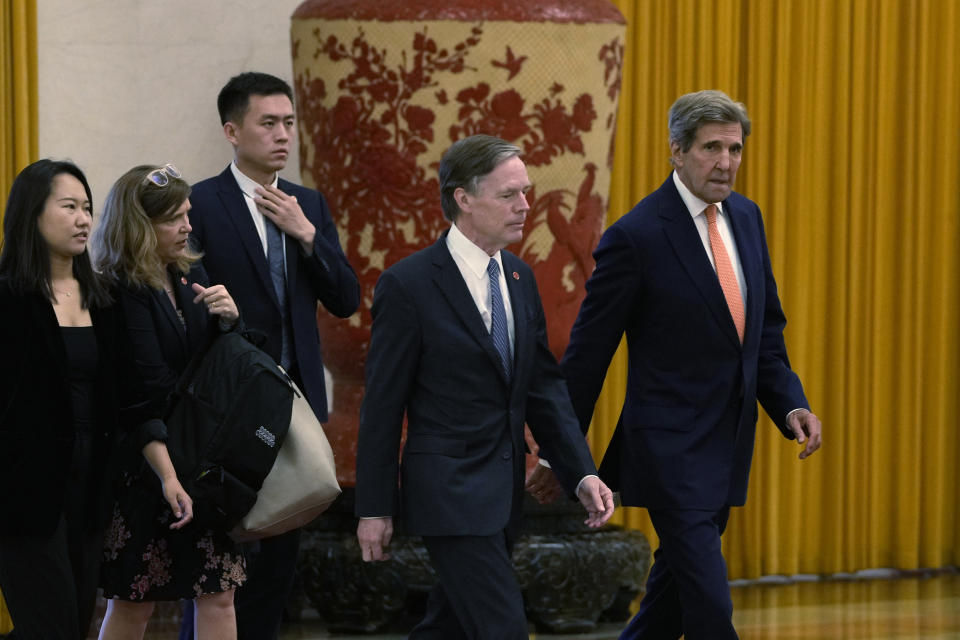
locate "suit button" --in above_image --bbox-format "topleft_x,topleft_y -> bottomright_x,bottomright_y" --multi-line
501,451 -> 511,460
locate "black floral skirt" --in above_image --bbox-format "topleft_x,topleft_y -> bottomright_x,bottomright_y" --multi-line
99,470 -> 246,601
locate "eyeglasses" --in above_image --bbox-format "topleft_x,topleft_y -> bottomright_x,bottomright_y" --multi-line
144,164 -> 182,187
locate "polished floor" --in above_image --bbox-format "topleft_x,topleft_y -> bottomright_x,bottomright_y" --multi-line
71,569 -> 960,639
729,569 -> 960,640
276,569 -> 960,639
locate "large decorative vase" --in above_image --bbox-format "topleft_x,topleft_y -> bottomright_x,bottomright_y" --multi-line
291,0 -> 648,633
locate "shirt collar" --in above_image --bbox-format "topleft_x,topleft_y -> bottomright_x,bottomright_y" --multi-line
447,222 -> 504,280
230,162 -> 278,198
672,170 -> 723,220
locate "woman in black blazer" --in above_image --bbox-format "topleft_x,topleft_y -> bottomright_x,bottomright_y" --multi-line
0,160 -> 162,639
91,164 -> 243,640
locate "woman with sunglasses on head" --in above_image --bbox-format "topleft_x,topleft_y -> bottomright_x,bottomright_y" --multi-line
92,164 -> 244,640
0,159 -> 163,639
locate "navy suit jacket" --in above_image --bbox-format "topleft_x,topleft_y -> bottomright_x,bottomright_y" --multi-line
355,234 -> 597,538
561,176 -> 808,511
189,167 -> 359,420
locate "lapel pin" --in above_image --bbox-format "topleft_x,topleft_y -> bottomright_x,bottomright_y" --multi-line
512,272 -> 519,280
180,277 -> 188,285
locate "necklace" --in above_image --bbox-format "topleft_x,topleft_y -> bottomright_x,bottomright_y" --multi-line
51,277 -> 79,300
53,287 -> 75,298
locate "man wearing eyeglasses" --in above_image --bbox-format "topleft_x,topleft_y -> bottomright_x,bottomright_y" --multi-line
185,71 -> 359,640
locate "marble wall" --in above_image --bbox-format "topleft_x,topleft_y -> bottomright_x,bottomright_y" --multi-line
38,0 -> 304,209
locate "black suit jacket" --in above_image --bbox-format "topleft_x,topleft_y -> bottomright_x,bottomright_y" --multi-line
355,234 -> 597,537
114,263 -> 216,451
0,281 -> 157,536
562,176 -> 808,510
188,167 -> 359,420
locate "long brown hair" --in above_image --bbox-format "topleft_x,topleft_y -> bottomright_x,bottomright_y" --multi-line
92,164 -> 200,290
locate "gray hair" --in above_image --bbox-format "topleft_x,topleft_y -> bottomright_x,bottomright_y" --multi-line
438,135 -> 522,222
668,90 -> 751,153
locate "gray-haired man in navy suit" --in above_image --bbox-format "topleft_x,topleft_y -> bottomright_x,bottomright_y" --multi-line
541,90 -> 823,640
355,134 -> 615,639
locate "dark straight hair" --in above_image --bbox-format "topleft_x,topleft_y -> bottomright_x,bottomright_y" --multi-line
0,159 -> 111,307
217,71 -> 294,125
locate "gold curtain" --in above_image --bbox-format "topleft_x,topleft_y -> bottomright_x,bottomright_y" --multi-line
0,0 -> 38,236
0,1 -> 36,631
600,0 -> 960,579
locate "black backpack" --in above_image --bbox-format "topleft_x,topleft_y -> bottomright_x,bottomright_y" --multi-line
164,331 -> 294,529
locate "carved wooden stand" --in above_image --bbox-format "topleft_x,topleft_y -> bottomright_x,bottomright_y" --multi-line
297,490 -> 650,634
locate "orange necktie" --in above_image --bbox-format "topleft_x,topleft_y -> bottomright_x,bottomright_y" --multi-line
705,204 -> 745,343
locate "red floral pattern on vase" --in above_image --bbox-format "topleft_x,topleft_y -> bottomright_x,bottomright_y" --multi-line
293,1 -> 625,484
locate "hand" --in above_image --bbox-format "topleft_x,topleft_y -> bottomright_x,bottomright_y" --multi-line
576,476 -> 615,528
160,475 -> 193,530
192,283 -> 239,324
254,185 -> 316,251
787,408 -> 822,460
525,463 -> 564,504
357,517 -> 393,562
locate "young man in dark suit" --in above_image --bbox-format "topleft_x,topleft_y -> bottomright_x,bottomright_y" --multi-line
355,134 -> 615,639
185,71 -> 359,640
539,90 -> 823,639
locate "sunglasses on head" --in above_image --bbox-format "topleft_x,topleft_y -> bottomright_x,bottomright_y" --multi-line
144,164 -> 182,187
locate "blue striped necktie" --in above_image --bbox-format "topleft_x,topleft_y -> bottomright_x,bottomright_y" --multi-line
265,217 -> 291,370
486,258 -> 512,379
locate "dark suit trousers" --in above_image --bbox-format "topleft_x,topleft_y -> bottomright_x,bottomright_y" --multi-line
231,527 -> 302,640
620,506 -> 737,640
409,532 -> 527,640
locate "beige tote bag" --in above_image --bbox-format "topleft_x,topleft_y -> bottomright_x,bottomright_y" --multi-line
230,379 -> 341,542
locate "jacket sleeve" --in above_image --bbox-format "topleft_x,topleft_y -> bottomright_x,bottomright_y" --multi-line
296,188 -> 360,318
0,286 -> 28,430
115,285 -> 176,449
523,276 -> 599,496
354,270 -> 419,518
753,207 -> 809,436
561,223 -> 643,433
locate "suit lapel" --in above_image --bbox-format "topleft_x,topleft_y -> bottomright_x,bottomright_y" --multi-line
29,294 -> 67,375
278,179 -> 298,301
724,200 -> 761,345
657,179 -> 742,349
89,303 -> 116,384
502,253 -> 526,385
175,271 -> 210,354
430,236 -> 512,387
216,168 -> 281,310
153,285 -> 191,356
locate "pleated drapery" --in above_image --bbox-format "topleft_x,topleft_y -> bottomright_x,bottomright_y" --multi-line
598,0 -> 960,579
0,0 -> 37,234
0,1 -> 36,631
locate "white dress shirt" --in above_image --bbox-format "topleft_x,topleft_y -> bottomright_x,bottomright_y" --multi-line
446,222 -> 516,350
230,162 -> 287,269
672,171 -> 748,304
